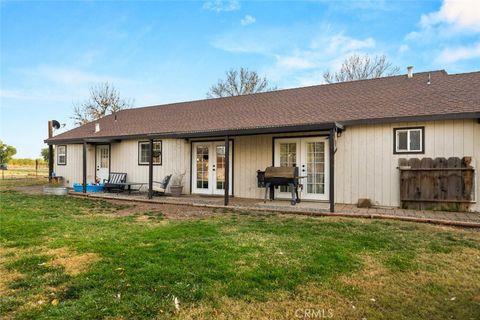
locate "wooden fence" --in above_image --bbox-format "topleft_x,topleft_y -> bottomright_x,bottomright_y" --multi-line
398,157 -> 476,211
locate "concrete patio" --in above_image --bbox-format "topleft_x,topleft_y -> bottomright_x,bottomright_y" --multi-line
69,191 -> 480,228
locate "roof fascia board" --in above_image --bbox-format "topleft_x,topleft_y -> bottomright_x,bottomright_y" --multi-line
44,112 -> 479,145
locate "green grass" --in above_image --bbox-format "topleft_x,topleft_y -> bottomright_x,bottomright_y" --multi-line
0,191 -> 479,319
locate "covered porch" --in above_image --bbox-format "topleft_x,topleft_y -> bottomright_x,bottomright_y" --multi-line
51,122 -> 344,212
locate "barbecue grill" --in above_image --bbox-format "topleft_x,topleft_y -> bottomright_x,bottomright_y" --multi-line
257,167 -> 302,205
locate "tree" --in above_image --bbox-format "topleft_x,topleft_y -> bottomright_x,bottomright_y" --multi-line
72,82 -> 133,126
323,54 -> 400,84
207,68 -> 277,98
0,140 -> 17,164
41,148 -> 52,162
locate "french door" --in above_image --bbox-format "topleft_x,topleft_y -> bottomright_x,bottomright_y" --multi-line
192,141 -> 232,195
274,137 -> 329,201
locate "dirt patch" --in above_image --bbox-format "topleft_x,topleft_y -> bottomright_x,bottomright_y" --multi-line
13,185 -> 46,194
176,285 -> 353,320
46,247 -> 100,276
98,199 -> 220,220
0,247 -> 24,296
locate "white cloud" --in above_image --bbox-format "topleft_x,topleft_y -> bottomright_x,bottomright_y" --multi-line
240,15 -> 256,26
436,42 -> 480,63
16,65 -> 128,87
202,0 -> 240,12
421,0 -> 480,32
275,55 -> 315,70
398,44 -> 410,53
211,23 -> 384,86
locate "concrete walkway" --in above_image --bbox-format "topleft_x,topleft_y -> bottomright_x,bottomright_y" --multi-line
70,191 -> 480,228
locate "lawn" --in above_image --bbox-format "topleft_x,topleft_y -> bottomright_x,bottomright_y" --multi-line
0,189 -> 479,319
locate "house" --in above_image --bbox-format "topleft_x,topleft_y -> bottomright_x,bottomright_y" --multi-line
45,69 -> 480,212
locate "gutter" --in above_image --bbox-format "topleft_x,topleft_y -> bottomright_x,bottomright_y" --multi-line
44,111 -> 479,145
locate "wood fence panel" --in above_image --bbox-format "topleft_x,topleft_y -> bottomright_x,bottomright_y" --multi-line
398,157 -> 475,211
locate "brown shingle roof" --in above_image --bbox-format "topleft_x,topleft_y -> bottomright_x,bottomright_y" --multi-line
47,70 -> 480,143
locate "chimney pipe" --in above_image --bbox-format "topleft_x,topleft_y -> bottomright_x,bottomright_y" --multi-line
95,123 -> 100,133
407,66 -> 414,78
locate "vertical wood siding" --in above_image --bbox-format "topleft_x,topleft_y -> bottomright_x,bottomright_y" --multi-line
110,139 -> 191,193
334,119 -> 480,211
54,144 -> 95,187
54,140 -> 191,193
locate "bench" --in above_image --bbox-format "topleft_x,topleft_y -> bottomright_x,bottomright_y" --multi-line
104,172 -> 127,193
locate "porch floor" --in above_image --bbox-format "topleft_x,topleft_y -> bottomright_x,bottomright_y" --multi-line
69,191 -> 480,228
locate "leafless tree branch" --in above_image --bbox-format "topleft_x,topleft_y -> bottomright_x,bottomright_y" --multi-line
323,54 -> 400,84
207,68 -> 277,98
71,82 -> 133,126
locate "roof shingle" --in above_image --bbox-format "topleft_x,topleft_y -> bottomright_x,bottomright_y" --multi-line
47,70 -> 480,142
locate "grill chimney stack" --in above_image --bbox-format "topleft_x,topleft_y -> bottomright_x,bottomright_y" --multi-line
407,66 -> 414,78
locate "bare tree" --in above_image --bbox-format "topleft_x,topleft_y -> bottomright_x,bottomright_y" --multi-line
323,54 -> 400,84
72,82 -> 133,126
207,68 -> 277,98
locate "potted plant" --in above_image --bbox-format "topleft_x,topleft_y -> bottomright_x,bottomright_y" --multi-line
170,171 -> 186,197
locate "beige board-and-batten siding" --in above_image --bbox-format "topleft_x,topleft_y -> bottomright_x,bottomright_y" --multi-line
109,139 -> 191,194
334,119 -> 480,212
54,144 -> 95,187
54,140 -> 191,193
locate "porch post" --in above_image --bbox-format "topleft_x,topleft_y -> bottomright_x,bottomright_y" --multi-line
148,139 -> 154,199
48,144 -> 54,182
224,135 -> 230,206
82,141 -> 87,193
329,128 -> 335,212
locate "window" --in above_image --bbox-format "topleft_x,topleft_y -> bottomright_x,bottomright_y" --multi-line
394,127 -> 424,154
57,145 -> 67,165
138,140 -> 162,165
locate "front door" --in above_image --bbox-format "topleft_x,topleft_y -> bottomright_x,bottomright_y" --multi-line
274,137 -> 329,201
96,145 -> 110,183
192,141 -> 232,195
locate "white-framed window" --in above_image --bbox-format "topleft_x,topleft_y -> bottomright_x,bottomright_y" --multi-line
138,140 -> 162,165
57,145 -> 67,165
394,127 -> 424,154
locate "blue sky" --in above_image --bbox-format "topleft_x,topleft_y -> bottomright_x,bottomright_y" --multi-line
1,0 -> 479,158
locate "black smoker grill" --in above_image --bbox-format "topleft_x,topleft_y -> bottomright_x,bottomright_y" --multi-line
257,167 -> 302,205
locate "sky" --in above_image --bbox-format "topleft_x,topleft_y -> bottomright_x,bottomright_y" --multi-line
1,0 -> 479,158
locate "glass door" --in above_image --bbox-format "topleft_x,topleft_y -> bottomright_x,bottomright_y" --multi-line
274,137 -> 329,201
274,138 -> 300,198
301,137 -> 329,200
212,142 -> 232,195
193,144 -> 210,194
96,145 -> 110,182
192,141 -> 232,195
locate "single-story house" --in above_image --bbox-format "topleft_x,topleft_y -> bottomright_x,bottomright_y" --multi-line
45,69 -> 480,212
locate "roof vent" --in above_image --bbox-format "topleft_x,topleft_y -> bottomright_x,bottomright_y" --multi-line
427,72 -> 431,85
95,123 -> 100,133
407,66 -> 414,78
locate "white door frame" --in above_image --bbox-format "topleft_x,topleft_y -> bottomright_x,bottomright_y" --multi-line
191,141 -> 233,196
274,136 -> 329,201
95,144 -> 110,183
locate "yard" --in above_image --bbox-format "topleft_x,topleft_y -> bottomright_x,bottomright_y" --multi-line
0,183 -> 479,319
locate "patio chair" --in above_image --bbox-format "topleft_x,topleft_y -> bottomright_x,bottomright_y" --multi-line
104,172 -> 127,193
152,174 -> 172,196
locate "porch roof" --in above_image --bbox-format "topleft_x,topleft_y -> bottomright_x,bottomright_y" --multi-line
46,70 -> 480,144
